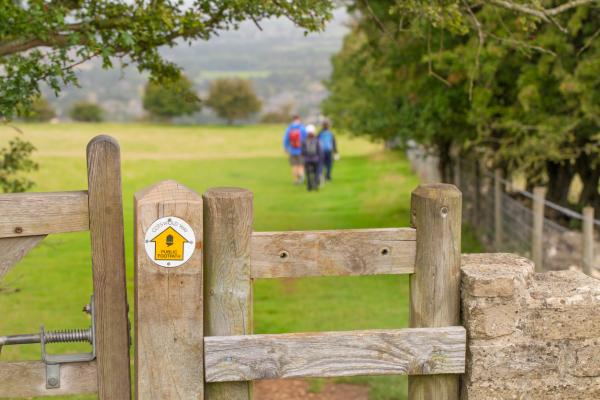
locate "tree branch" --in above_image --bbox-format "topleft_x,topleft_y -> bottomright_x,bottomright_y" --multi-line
546,0 -> 596,16
0,34 -> 78,56
488,0 -> 596,23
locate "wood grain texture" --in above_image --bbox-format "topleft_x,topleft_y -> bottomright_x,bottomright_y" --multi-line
203,187 -> 253,400
0,235 -> 45,280
0,360 -> 97,398
204,327 -> 466,382
532,186 -> 547,272
134,180 -> 204,400
0,191 -> 88,237
251,228 -> 416,278
86,135 -> 131,400
409,184 -> 462,400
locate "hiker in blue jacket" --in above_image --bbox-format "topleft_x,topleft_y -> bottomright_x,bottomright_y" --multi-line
283,115 -> 307,184
302,124 -> 322,191
317,120 -> 338,182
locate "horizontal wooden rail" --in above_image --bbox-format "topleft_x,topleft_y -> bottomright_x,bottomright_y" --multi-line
0,360 -> 97,397
0,191 -> 89,238
204,326 -> 465,382
251,228 -> 416,278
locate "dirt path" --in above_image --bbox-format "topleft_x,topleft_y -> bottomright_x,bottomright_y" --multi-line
254,379 -> 369,400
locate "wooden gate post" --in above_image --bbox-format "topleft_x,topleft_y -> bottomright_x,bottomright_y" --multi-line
134,181 -> 204,399
532,186 -> 546,272
87,136 -> 131,400
203,188 -> 253,400
409,184 -> 462,400
582,206 -> 594,276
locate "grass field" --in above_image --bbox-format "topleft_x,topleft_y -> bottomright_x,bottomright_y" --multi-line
0,123 -> 482,400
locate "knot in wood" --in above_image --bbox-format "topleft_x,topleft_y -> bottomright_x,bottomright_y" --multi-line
440,206 -> 449,218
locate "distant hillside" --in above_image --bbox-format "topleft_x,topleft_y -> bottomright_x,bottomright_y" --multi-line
43,9 -> 349,122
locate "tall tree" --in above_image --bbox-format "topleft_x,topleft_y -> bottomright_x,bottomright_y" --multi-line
143,75 -> 201,120
324,0 -> 599,210
206,78 -> 262,124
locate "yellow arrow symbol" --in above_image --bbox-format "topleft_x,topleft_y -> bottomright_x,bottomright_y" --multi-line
151,226 -> 188,261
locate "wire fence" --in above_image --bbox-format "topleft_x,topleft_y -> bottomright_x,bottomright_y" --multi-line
406,145 -> 599,274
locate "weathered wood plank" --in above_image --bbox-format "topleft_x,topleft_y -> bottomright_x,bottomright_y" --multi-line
203,187 -> 253,400
204,327 -> 466,382
0,360 -> 97,398
0,235 -> 45,280
134,180 -> 204,399
409,184 -> 462,400
86,136 -> 131,400
251,228 -> 416,278
582,206 -> 594,276
0,191 -> 88,238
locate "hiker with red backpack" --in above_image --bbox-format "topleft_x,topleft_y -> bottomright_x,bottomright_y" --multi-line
283,115 -> 307,184
302,124 -> 322,191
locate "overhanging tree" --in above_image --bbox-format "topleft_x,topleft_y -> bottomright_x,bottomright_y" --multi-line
324,0 -> 599,210
0,0 -> 334,119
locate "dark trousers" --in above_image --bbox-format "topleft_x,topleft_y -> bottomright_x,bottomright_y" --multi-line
305,161 -> 319,191
320,151 -> 333,180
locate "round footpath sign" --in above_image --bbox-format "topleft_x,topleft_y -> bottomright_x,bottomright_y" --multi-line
144,216 -> 195,268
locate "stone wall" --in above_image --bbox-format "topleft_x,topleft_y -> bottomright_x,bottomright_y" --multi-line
461,253 -> 600,399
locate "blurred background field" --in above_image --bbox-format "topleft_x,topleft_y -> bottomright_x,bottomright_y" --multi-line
0,123 -> 482,399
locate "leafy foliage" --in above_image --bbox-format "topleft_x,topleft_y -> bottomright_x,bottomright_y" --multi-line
324,0 -> 599,210
206,78 -> 262,124
70,101 -> 104,122
143,75 -> 201,120
0,136 -> 38,193
20,96 -> 56,122
0,0 -> 334,119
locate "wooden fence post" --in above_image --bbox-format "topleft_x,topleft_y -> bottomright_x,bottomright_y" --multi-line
582,206 -> 594,276
86,136 -> 131,400
409,183 -> 462,400
473,161 -> 481,230
134,181 -> 204,399
494,169 -> 503,250
203,188 -> 253,400
532,186 -> 546,272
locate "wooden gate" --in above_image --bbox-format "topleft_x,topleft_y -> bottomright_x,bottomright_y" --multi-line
135,181 -> 465,399
0,136 -> 131,399
0,136 -> 464,399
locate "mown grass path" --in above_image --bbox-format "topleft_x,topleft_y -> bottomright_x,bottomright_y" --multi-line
0,123 -> 481,399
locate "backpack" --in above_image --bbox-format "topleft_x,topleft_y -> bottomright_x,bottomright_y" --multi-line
319,131 -> 333,152
289,128 -> 302,149
305,138 -> 319,157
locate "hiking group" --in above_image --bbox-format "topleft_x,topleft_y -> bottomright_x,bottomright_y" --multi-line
283,115 -> 338,191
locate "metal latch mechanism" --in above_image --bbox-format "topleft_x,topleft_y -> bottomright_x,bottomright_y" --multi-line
0,296 -> 96,389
